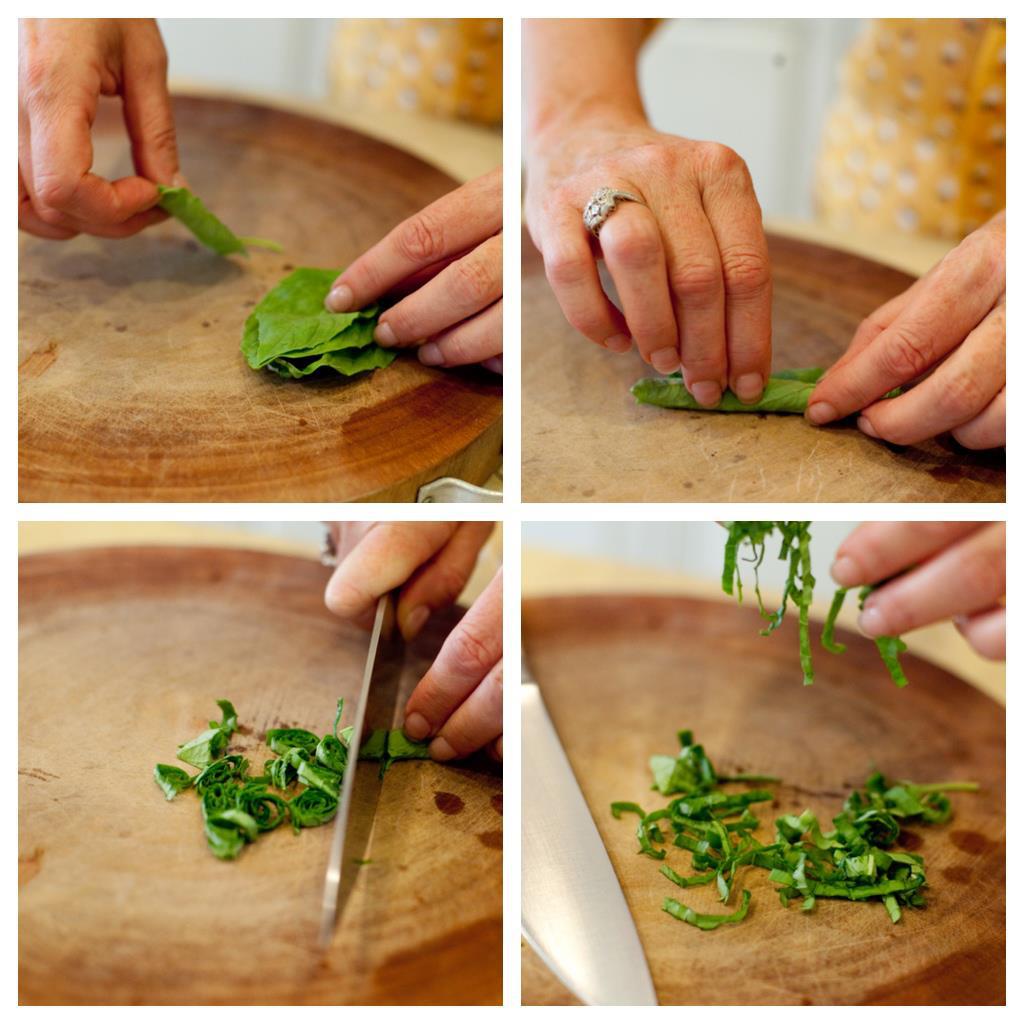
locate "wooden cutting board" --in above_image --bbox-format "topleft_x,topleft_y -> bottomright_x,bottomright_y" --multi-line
19,547 -> 502,1005
522,230 -> 1004,502
19,97 -> 502,502
522,595 -> 1004,1006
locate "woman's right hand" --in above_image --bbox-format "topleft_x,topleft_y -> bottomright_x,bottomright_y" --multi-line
19,18 -> 180,240
525,118 -> 772,406
831,521 -> 1005,660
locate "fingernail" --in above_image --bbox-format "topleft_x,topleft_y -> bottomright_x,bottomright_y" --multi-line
402,605 -> 429,640
857,415 -> 879,438
171,172 -> 189,189
429,736 -> 457,762
858,604 -> 886,638
807,401 -> 837,425
374,321 -> 397,347
418,342 -> 443,366
604,333 -> 632,353
325,284 -> 353,312
831,555 -> 857,586
690,381 -> 722,408
403,711 -> 431,741
734,373 -> 763,402
649,347 -> 679,374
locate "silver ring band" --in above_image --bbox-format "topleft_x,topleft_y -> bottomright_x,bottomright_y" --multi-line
582,187 -> 645,237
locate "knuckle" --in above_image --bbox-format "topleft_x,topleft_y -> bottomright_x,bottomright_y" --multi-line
669,257 -> 722,300
937,370 -> 987,421
446,622 -> 497,676
32,172 -> 78,216
606,220 -> 661,270
431,560 -> 472,599
878,325 -> 934,381
452,255 -> 499,305
699,141 -> 745,176
395,211 -> 447,264
143,119 -> 178,156
545,248 -> 588,289
565,311 -> 607,339
720,247 -> 771,298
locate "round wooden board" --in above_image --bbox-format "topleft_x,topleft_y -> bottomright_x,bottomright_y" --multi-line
19,97 -> 502,502
19,547 -> 502,1005
521,595 -> 1004,1006
522,230 -> 1003,502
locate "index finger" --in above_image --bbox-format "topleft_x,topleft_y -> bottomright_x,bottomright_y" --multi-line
831,521 -> 984,587
326,167 -> 502,312
323,522 -> 459,621
857,523 -> 1005,638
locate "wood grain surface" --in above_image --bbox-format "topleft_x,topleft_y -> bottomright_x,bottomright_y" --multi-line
19,96 -> 502,502
521,595 -> 1004,1006
19,547 -> 502,1005
522,230 -> 1004,502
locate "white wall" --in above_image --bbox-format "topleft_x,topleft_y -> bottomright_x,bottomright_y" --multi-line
159,18 -> 335,100
523,521 -> 856,596
640,18 -> 862,220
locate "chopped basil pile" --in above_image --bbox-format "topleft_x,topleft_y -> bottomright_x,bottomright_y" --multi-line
157,185 -> 282,256
153,698 -> 430,860
610,733 -> 978,933
241,268 -> 396,379
723,521 -> 909,686
612,730 -> 977,930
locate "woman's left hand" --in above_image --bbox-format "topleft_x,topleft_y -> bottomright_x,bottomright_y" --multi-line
324,167 -> 502,374
807,211 -> 1005,449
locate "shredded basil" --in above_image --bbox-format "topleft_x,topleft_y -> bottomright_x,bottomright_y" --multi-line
724,522 -> 910,686
154,697 -> 431,860
612,729 -> 977,930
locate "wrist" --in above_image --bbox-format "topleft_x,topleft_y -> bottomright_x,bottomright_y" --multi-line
528,96 -> 648,160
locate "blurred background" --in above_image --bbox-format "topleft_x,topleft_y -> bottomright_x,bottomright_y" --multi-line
19,522 -> 501,608
158,18 -> 502,182
522,521 -> 1005,702
639,19 -> 859,223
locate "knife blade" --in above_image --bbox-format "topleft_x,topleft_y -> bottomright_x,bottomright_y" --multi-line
318,592 -> 404,947
522,654 -> 658,1006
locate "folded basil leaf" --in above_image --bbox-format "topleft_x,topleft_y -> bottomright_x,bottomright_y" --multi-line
153,763 -> 193,801
157,185 -> 281,255
633,367 -> 901,413
241,268 -> 396,380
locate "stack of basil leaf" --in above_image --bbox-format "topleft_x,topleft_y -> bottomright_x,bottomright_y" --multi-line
154,698 -> 429,860
241,268 -> 396,379
612,729 -> 978,930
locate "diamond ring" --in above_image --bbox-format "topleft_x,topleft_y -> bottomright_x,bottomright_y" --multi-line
582,187 -> 645,237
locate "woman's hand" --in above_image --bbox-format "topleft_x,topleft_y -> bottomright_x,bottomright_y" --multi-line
526,119 -> 772,405
323,522 -> 502,761
808,212 -> 1005,449
18,18 -> 180,240
831,522 -> 1005,659
325,168 -> 503,374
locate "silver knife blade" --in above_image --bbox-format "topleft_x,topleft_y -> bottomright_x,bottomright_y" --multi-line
522,656 -> 658,1006
318,593 -> 404,947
